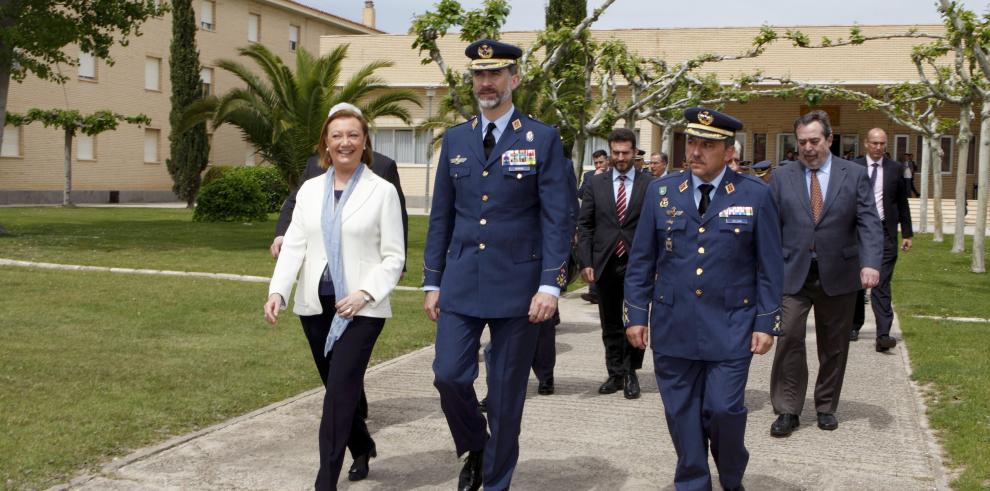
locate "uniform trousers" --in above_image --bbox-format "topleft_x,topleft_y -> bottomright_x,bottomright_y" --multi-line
596,253 -> 644,377
483,312 -> 558,383
301,296 -> 384,491
433,312 -> 540,491
770,261 -> 857,415
852,228 -> 898,338
654,354 -> 751,491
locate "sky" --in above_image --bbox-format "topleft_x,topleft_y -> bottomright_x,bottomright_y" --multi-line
310,0 -> 990,34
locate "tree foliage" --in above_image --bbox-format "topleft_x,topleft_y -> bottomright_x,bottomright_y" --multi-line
167,0 -> 210,208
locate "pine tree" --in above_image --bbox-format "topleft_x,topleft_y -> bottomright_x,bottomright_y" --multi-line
166,0 -> 210,208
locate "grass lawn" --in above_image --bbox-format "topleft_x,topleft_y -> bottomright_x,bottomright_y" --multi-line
0,208 -> 436,490
0,207 -> 427,288
893,234 -> 990,490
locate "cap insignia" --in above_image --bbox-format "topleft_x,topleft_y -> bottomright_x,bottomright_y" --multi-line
478,44 -> 493,59
698,111 -> 714,126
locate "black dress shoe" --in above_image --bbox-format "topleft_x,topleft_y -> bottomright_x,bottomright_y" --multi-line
817,412 -> 838,430
623,372 -> 641,399
849,329 -> 859,341
723,486 -> 745,491
479,397 -> 487,413
598,376 -> 623,394
876,335 -> 897,352
458,450 -> 483,491
770,414 -> 799,437
538,377 -> 555,395
580,292 -> 599,304
347,443 -> 377,481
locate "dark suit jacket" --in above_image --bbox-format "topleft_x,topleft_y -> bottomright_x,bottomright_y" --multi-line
577,169 -> 650,279
579,170 -> 595,201
853,156 -> 913,243
275,152 -> 409,265
770,156 -> 883,296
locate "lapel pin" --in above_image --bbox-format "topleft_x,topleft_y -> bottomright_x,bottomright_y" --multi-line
678,180 -> 689,193
512,119 -> 522,131
725,182 -> 735,194
526,130 -> 534,142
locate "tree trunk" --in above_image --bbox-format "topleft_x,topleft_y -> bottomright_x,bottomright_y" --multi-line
63,130 -> 73,206
571,133 -> 587,181
931,136 -> 944,242
919,137 -> 931,234
952,104 -> 973,253
0,0 -> 12,155
661,125 -> 674,164
972,99 -> 990,273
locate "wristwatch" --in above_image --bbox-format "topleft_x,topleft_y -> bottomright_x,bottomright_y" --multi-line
361,291 -> 374,303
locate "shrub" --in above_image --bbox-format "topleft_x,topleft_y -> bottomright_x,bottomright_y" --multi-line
201,165 -> 288,213
201,165 -> 234,186
193,170 -> 269,222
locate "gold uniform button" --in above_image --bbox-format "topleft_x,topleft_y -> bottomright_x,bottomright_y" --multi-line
698,246 -> 705,254
479,243 -> 486,251
482,170 -> 490,177
480,218 -> 487,225
699,226 -> 706,234
743,298 -> 750,305
482,194 -> 489,202
516,173 -> 522,179
734,228 -> 741,234
696,267 -> 703,276
695,289 -> 703,297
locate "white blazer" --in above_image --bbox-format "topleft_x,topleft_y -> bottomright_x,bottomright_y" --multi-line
268,166 -> 405,318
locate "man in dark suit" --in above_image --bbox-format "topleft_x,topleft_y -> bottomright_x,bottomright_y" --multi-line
422,39 -> 575,491
624,107 -> 783,491
769,111 -> 883,437
579,150 -> 609,305
578,128 -> 649,399
271,150 -> 408,260
850,128 -> 913,350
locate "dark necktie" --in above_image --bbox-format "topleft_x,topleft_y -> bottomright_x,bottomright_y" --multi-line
810,169 -> 824,223
483,122 -> 496,159
870,162 -> 879,186
615,175 -> 627,257
697,183 -> 714,216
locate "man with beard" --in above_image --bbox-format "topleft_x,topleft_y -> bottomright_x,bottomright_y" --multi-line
624,108 -> 783,490
423,39 -> 574,491
578,128 -> 649,400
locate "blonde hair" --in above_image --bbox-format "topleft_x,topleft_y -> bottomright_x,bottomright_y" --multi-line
317,109 -> 375,170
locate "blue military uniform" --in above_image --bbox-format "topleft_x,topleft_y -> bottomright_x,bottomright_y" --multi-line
624,108 -> 784,491
424,39 -> 575,491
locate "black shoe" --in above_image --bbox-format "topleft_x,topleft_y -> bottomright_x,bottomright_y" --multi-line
458,450 -> 483,491
598,376 -> 623,394
580,292 -> 599,304
623,372 -> 641,399
876,335 -> 897,352
723,486 -> 745,491
479,397 -> 487,413
817,412 -> 838,430
849,329 -> 860,341
347,444 -> 377,481
770,414 -> 799,437
538,377 -> 555,395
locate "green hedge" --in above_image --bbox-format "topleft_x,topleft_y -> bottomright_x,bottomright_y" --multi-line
199,165 -> 289,214
193,170 -> 269,222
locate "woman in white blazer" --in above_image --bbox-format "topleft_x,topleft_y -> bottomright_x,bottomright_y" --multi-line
264,104 -> 404,489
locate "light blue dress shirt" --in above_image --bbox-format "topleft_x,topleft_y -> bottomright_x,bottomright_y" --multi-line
690,166 -> 728,209
612,167 -> 636,211
480,105 -> 515,146
804,155 -> 833,203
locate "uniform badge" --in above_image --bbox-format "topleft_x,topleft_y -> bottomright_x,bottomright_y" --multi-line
512,119 -> 522,131
660,197 -> 669,208
471,118 -> 478,129
698,111 -> 714,126
773,314 -> 782,333
659,186 -> 667,196
478,44 -> 493,59
557,271 -> 567,288
678,180 -> 689,193
526,130 -> 534,142
725,182 -> 735,194
450,154 -> 467,165
622,305 -> 629,325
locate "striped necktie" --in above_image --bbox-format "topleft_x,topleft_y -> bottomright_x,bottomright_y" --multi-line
615,175 -> 627,257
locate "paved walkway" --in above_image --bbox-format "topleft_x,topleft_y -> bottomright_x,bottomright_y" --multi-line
63,292 -> 947,491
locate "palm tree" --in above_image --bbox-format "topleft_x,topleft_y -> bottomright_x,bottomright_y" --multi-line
183,43 -> 420,189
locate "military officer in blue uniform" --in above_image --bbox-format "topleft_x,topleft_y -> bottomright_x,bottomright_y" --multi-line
422,38 -> 575,491
624,108 -> 784,491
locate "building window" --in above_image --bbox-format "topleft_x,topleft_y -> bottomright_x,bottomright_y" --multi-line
77,134 -> 95,161
894,134 -> 910,162
776,133 -> 797,162
1,126 -> 20,157
837,134 -> 859,160
752,133 -> 767,162
289,24 -> 300,51
145,57 -> 161,91
373,128 -> 432,164
79,51 -> 96,80
200,0 -> 215,31
940,135 -> 953,174
248,13 -> 260,42
200,67 -> 214,96
144,129 -> 160,163
967,137 -> 977,175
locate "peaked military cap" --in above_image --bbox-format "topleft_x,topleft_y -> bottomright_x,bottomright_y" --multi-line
466,38 -> 522,71
751,160 -> 772,176
683,107 -> 743,141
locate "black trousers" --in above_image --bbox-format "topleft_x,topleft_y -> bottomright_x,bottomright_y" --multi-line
300,296 -> 384,491
852,229 -> 898,338
596,253 -> 644,377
